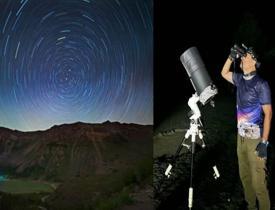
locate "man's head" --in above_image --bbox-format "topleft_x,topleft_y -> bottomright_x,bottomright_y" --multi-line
240,51 -> 257,73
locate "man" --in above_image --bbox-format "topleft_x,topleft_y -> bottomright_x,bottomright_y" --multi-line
221,45 -> 272,210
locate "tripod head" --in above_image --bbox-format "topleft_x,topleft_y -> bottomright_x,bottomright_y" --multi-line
188,93 -> 201,120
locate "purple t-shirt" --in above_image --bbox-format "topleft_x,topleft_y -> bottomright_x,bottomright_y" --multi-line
233,72 -> 271,137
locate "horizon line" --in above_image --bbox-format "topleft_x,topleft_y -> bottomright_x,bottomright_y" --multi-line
0,120 -> 153,133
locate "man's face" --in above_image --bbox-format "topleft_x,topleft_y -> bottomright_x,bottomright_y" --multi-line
240,53 -> 257,71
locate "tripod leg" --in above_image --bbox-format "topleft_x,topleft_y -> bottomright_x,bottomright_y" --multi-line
188,141 -> 196,209
188,187 -> 193,209
191,141 -> 196,154
165,136 -> 189,177
176,137 -> 190,155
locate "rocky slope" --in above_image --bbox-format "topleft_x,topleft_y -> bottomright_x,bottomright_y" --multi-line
0,121 -> 152,181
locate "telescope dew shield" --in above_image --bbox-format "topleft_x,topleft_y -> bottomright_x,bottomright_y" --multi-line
180,47 -> 218,105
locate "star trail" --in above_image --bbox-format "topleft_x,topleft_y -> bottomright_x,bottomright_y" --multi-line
0,0 -> 153,131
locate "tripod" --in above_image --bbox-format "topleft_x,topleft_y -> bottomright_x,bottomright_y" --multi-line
165,93 -> 206,209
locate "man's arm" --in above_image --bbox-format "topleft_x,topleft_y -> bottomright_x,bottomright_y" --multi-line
255,104 -> 272,160
221,58 -> 234,84
262,104 -> 272,142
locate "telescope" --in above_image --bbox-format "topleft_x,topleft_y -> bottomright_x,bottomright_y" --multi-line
164,46 -> 218,209
180,47 -> 217,105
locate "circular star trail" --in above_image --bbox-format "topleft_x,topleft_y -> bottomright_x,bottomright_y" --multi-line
0,0 -> 153,131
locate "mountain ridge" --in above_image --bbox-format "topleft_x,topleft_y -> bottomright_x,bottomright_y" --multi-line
0,120 -> 152,133
0,121 -> 152,181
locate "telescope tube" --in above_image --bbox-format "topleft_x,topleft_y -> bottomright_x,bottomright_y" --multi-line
180,47 -> 217,105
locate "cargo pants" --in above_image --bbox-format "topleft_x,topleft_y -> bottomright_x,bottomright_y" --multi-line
237,134 -> 270,210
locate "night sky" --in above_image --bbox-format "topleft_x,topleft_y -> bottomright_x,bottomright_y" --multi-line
0,0 -> 153,131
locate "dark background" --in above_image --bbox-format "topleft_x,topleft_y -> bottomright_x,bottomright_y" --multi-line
154,1 -> 275,127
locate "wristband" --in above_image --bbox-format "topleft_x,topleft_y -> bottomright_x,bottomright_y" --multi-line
261,140 -> 269,146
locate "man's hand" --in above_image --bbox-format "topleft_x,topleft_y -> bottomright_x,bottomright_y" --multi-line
229,47 -> 238,61
255,141 -> 269,160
